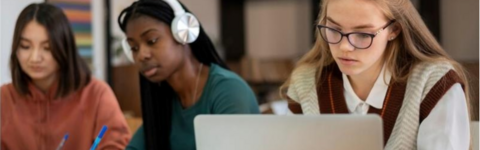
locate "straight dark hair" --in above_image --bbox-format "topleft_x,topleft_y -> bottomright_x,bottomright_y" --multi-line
118,0 -> 227,149
10,3 -> 91,98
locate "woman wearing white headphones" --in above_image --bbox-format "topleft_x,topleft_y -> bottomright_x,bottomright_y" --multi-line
117,0 -> 260,149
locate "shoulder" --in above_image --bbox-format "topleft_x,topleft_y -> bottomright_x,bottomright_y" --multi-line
286,64 -> 319,101
208,63 -> 251,90
77,78 -> 123,121
83,78 -> 112,92
413,61 -> 465,122
1,83 -> 22,118
77,78 -> 117,104
411,60 -> 456,76
407,60 -> 464,101
287,64 -> 318,91
127,125 -> 145,150
80,78 -> 114,96
290,64 -> 318,82
409,60 -> 462,85
1,83 -> 19,100
1,83 -> 14,94
207,64 -> 259,113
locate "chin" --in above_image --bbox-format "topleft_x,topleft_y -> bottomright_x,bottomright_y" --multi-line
337,64 -> 364,76
26,73 -> 48,80
144,74 -> 166,83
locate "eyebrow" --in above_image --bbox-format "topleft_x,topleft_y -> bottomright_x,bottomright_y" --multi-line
326,17 -> 341,26
20,37 -> 49,44
141,28 -> 158,37
326,17 -> 375,29
127,28 -> 158,42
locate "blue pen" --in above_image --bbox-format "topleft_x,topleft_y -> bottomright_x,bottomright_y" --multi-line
90,125 -> 108,150
56,133 -> 69,150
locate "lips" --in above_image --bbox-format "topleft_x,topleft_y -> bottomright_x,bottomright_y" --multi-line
142,66 -> 158,77
29,66 -> 44,72
338,57 -> 358,65
339,57 -> 357,61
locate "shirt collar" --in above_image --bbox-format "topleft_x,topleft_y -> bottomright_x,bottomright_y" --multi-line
27,80 -> 59,101
342,64 -> 391,111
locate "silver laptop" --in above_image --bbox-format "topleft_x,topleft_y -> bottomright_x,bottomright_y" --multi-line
194,115 -> 383,150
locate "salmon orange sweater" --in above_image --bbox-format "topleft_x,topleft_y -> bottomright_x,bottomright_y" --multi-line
1,78 -> 131,150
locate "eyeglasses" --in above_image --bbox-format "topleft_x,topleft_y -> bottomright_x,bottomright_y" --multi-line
317,20 -> 396,49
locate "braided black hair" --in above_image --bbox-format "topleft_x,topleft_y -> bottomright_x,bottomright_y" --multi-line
118,0 -> 227,149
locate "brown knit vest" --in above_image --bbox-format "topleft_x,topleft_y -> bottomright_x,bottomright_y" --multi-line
288,64 -> 463,146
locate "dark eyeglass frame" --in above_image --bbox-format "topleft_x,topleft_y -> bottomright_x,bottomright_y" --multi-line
317,20 -> 396,49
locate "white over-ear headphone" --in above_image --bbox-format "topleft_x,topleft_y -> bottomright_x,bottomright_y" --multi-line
122,0 -> 200,62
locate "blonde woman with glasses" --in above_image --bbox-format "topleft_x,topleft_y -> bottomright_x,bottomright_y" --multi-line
282,0 -> 471,149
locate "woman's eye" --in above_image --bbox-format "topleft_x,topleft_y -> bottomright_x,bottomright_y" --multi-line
147,38 -> 158,45
131,46 -> 139,52
44,46 -> 51,51
359,34 -> 371,39
19,44 -> 30,49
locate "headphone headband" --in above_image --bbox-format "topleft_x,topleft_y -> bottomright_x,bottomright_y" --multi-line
163,0 -> 185,17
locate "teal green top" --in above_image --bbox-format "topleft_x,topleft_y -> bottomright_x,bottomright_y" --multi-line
126,63 -> 259,150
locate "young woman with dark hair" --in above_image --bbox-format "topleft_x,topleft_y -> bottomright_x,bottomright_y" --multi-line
1,3 -> 131,149
117,0 -> 259,149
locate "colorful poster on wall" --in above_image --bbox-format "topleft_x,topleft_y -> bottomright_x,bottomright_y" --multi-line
48,0 -> 93,68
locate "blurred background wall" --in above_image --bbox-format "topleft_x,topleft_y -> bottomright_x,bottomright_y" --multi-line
1,0 -> 43,85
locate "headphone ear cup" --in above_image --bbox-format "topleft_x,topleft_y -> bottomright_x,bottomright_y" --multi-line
121,38 -> 135,63
171,13 -> 200,44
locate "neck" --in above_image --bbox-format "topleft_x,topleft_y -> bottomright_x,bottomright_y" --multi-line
32,74 -> 57,94
347,61 -> 384,100
167,54 -> 208,109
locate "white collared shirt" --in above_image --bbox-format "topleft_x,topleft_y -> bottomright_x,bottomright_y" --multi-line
342,66 -> 470,150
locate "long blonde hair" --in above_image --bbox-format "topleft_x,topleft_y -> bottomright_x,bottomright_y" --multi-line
281,0 -> 471,115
